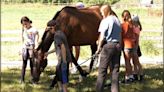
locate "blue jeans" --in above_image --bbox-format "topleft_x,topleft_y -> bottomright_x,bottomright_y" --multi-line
96,42 -> 121,92
56,62 -> 68,84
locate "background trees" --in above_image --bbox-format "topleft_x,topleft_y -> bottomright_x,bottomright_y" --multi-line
1,0 -> 120,4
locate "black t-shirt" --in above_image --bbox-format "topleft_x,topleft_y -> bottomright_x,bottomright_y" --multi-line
54,30 -> 72,62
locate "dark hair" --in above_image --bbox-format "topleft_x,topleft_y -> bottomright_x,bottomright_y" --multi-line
21,16 -> 32,42
111,10 -> 118,18
47,20 -> 56,26
122,10 -> 131,17
47,20 -> 60,30
122,10 -> 131,21
20,16 -> 32,24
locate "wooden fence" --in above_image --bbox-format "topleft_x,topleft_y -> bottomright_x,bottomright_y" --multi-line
2,29 -> 163,48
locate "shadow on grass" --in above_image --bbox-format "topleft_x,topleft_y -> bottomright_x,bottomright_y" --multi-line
1,64 -> 163,92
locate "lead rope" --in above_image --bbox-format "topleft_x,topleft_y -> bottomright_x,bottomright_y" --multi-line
69,54 -> 99,71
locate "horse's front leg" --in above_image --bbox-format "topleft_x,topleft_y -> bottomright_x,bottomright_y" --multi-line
89,43 -> 97,73
70,46 -> 80,67
70,50 -> 88,77
30,49 -> 40,83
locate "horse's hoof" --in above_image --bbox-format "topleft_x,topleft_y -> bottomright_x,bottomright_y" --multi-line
49,84 -> 57,90
82,71 -> 89,77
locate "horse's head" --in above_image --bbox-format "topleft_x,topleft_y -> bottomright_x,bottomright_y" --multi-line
33,20 -> 57,81
34,50 -> 48,72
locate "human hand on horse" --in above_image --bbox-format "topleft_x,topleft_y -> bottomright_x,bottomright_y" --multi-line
44,48 -> 56,59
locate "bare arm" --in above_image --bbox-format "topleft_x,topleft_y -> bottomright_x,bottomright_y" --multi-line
44,48 -> 55,59
134,26 -> 140,47
47,48 -> 56,54
96,32 -> 105,54
135,33 -> 139,47
35,31 -> 39,48
21,27 -> 24,44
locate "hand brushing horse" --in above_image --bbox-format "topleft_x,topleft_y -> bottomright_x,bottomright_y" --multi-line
33,5 -> 102,83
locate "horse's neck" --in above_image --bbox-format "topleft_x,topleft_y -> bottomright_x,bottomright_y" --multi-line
40,36 -> 54,52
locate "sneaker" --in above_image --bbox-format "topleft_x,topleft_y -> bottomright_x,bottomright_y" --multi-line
121,78 -> 134,84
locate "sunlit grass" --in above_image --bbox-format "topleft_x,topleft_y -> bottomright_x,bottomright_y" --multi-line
2,3 -> 162,30
1,64 -> 163,92
1,3 -> 64,30
1,41 -> 91,61
1,3 -> 163,61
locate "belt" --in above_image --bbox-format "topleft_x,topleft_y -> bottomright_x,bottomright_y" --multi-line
107,41 -> 119,43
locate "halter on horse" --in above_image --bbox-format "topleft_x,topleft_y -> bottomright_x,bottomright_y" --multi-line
33,5 -> 102,82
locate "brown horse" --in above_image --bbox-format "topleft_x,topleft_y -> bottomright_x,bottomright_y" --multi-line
33,6 -> 102,83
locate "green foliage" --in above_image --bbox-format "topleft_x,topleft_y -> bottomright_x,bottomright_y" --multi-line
2,0 -> 163,4
2,42 -> 22,61
109,0 -> 120,4
140,40 -> 160,56
1,0 -> 120,4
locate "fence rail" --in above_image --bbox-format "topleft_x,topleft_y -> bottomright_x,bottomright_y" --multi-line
2,30 -> 163,49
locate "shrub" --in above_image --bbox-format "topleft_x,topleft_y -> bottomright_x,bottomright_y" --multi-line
140,40 -> 160,56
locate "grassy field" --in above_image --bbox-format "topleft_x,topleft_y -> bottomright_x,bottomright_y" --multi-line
1,3 -> 162,30
1,3 -> 163,61
1,3 -> 64,30
1,64 -> 163,92
1,2 -> 163,92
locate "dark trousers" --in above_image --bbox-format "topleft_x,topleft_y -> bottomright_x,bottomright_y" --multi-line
21,45 -> 35,82
50,51 -> 87,87
56,61 -> 69,84
96,42 -> 121,92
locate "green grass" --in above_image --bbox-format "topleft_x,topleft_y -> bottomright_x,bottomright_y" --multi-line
1,3 -> 162,30
140,32 -> 162,37
1,3 -> 64,30
1,64 -> 163,92
1,41 -> 91,61
1,3 -> 163,61
1,34 -> 20,38
2,42 -> 22,61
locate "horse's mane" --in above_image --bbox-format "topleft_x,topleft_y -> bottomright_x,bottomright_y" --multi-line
36,31 -> 48,51
52,10 -> 61,20
52,6 -> 78,20
52,6 -> 100,20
